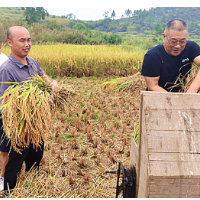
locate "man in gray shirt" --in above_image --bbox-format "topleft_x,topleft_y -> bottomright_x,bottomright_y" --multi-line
0,26 -> 59,191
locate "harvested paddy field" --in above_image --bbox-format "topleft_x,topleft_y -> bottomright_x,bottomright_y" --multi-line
0,73 -> 146,198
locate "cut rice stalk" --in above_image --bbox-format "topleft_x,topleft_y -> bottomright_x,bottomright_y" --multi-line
166,64 -> 199,93
102,72 -> 145,92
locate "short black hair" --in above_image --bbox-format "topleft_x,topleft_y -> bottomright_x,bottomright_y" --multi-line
7,29 -> 11,40
165,19 -> 187,34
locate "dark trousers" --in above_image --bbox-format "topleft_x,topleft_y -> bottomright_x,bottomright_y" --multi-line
4,142 -> 44,191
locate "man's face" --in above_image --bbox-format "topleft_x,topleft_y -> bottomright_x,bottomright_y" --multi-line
162,29 -> 187,56
7,28 -> 31,58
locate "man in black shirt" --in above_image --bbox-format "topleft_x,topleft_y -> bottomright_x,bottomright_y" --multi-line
141,19 -> 200,93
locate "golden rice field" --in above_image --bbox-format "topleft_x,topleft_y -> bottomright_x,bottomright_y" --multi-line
3,44 -> 145,78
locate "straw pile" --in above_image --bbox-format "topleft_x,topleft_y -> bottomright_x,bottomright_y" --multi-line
102,72 -> 145,92
0,75 -> 74,154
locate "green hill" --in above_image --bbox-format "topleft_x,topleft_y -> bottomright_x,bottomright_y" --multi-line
0,7 -> 24,19
0,7 -> 200,41
76,7 -> 200,36
1,7 -> 200,36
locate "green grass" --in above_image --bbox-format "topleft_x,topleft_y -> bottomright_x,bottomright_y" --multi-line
63,134 -> 73,141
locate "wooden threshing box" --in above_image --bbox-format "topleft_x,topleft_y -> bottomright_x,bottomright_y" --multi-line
129,91 -> 200,198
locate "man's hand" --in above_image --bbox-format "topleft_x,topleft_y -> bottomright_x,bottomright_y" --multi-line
42,76 -> 59,94
187,56 -> 200,93
50,80 -> 59,94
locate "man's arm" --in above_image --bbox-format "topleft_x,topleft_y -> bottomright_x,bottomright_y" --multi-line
186,55 -> 200,93
144,76 -> 167,92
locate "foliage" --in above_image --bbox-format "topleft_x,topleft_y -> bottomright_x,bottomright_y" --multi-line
153,20 -> 166,36
124,9 -> 132,18
22,7 -> 49,24
66,13 -> 76,19
0,18 -> 122,45
69,7 -> 200,36
73,23 -> 87,31
1,7 -> 200,45
2,7 -> 200,36
111,10 -> 116,20
103,11 -> 109,19
133,126 -> 139,144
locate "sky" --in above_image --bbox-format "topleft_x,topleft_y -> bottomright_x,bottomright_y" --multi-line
43,7 -> 151,21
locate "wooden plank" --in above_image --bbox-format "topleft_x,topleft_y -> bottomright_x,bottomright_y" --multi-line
137,92 -> 149,198
149,194 -> 200,198
142,91 -> 200,110
129,137 -> 139,197
149,160 -> 200,176
149,152 -> 200,162
129,138 -> 139,171
149,194 -> 199,198
147,130 -> 200,153
149,178 -> 200,196
145,109 -> 200,131
150,177 -> 200,184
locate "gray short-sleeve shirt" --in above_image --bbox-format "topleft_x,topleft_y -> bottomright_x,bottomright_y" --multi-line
0,54 -> 44,105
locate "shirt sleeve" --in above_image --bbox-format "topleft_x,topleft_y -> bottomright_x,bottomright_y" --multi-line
141,53 -> 161,77
189,41 -> 200,61
0,68 -> 12,97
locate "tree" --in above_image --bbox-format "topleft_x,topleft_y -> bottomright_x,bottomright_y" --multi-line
153,20 -> 165,36
46,20 -> 59,30
73,23 -> 87,31
66,13 -> 76,20
111,10 -> 116,20
103,11 -> 109,19
22,7 -> 49,24
125,9 -> 132,18
187,21 -> 199,35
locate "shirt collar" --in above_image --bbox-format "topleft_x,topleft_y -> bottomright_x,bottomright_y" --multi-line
9,54 -> 31,69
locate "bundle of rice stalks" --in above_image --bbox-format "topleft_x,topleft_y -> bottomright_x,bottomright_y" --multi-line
167,64 -> 199,93
0,75 -> 75,154
102,72 -> 145,92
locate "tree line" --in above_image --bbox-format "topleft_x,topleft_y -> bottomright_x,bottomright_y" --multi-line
69,7 -> 200,36
0,22 -> 122,46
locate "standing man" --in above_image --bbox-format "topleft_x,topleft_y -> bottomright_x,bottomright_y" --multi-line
0,41 -> 8,66
141,19 -> 200,93
0,26 -> 59,191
